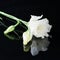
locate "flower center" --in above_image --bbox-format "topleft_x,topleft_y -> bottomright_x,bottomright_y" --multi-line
37,25 -> 45,32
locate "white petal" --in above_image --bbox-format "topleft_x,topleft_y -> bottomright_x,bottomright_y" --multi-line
40,18 -> 49,24
30,15 -> 43,21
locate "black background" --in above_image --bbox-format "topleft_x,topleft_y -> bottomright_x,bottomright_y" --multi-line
0,0 -> 58,60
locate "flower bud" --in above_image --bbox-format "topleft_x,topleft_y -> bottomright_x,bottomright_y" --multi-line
23,30 -> 32,45
4,25 -> 15,34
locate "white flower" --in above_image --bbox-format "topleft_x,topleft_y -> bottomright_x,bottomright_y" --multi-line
28,15 -> 52,38
23,15 -> 52,45
23,30 -> 32,45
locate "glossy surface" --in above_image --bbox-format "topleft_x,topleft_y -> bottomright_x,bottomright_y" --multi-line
0,0 -> 58,60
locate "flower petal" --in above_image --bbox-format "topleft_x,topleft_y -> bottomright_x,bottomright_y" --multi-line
30,15 -> 43,21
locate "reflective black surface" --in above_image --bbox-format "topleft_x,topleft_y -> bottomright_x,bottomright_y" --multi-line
0,0 -> 58,60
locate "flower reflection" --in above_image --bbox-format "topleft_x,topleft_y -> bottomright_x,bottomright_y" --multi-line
23,37 -> 50,56
30,37 -> 50,56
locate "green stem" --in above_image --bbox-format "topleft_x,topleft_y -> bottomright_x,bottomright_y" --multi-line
0,21 -> 22,40
0,11 -> 28,27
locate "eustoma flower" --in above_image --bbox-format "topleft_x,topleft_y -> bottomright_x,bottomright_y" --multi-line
28,15 -> 52,38
23,15 -> 52,45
